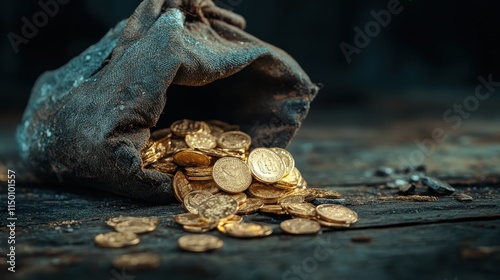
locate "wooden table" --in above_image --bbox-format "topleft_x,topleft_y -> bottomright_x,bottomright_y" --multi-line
1,105 -> 499,280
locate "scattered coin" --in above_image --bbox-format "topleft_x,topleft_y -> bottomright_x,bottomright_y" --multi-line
212,157 -> 252,193
183,190 -> 213,214
94,232 -> 140,248
280,218 -> 321,235
114,217 -> 159,234
237,198 -> 265,215
178,234 -> 223,252
221,222 -> 273,238
316,204 -> 358,224
198,195 -> 238,222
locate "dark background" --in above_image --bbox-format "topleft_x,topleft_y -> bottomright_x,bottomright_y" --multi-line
1,0 -> 500,124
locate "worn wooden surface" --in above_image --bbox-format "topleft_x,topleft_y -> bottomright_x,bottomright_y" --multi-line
0,105 -> 499,280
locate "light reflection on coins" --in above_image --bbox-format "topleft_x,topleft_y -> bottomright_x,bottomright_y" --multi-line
248,148 -> 286,183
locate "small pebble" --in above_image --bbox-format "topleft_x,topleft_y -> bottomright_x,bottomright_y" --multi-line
375,167 -> 394,177
422,176 -> 455,195
456,193 -> 473,202
409,174 -> 420,183
399,183 -> 416,194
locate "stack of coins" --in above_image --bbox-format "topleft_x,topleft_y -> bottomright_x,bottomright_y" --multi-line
94,216 -> 159,248
140,119 -> 359,245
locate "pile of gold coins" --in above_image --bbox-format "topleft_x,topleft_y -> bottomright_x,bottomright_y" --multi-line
95,119 -> 359,255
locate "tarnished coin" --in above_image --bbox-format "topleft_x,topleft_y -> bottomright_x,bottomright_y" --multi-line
283,203 -> 317,219
280,218 -> 321,235
216,131 -> 252,150
216,192 -> 248,206
198,195 -> 238,222
173,150 -> 211,167
247,148 -> 286,183
112,253 -> 161,271
311,188 -> 343,199
236,198 -> 264,215
212,157 -> 252,193
221,223 -> 273,238
173,171 -> 193,202
316,204 -> 358,224
270,147 -> 295,176
114,218 -> 159,234
170,119 -> 205,137
248,182 -> 286,200
190,180 -> 220,194
185,132 -> 217,149
183,190 -> 213,214
94,232 -> 140,248
178,234 -> 223,252
174,213 -> 209,226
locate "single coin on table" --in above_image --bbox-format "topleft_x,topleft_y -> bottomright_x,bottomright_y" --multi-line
178,234 -> 223,252
280,218 -> 321,235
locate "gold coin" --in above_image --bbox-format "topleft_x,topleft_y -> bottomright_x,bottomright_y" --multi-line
114,218 -> 159,234
283,203 -> 316,219
190,180 -> 220,194
247,148 -> 286,183
94,232 -> 140,248
182,221 -> 218,233
186,175 -> 213,181
221,223 -> 273,238
280,218 -> 321,235
270,147 -> 295,176
278,167 -> 301,187
174,213 -> 209,226
220,214 -> 244,224
198,195 -> 238,222
173,150 -> 211,167
316,204 -> 358,224
183,190 -> 213,214
216,192 -> 247,205
260,205 -> 287,215
177,234 -> 223,252
184,166 -> 213,177
297,176 -> 308,188
316,218 -> 352,228
236,198 -> 264,215
312,188 -> 343,199
284,188 -> 317,202
147,159 -> 178,174
173,171 -> 193,203
277,195 -> 305,205
216,131 -> 252,150
170,119 -> 205,137
112,252 -> 161,271
185,132 -> 217,149
167,138 -> 188,155
212,157 -> 252,193
248,182 -> 286,200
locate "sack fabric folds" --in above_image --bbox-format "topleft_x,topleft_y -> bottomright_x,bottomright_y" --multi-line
17,0 -> 319,203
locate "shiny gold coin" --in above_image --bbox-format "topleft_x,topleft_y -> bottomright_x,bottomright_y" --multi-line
112,252 -> 161,271
284,188 -> 317,202
141,141 -> 168,166
221,223 -> 273,238
178,234 -> 223,252
248,182 -> 286,200
316,204 -> 358,224
278,195 -> 305,205
247,148 -> 286,183
278,167 -> 301,187
216,131 -> 252,150
173,171 -> 193,203
280,218 -> 321,235
190,180 -> 220,194
198,195 -> 238,222
186,175 -> 214,181
297,176 -> 308,188
185,132 -> 217,149
311,188 -> 343,199
174,213 -> 209,227
170,119 -> 205,137
270,147 -> 295,176
260,204 -> 288,215
173,150 -> 211,167
212,157 -> 252,193
183,190 -> 213,214
94,232 -> 140,248
283,203 -> 317,219
221,214 -> 244,224
114,218 -> 159,234
216,192 -> 248,206
236,198 -> 265,215
182,221 -> 218,233
184,166 -> 213,177
167,138 -> 189,155
316,218 -> 352,228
